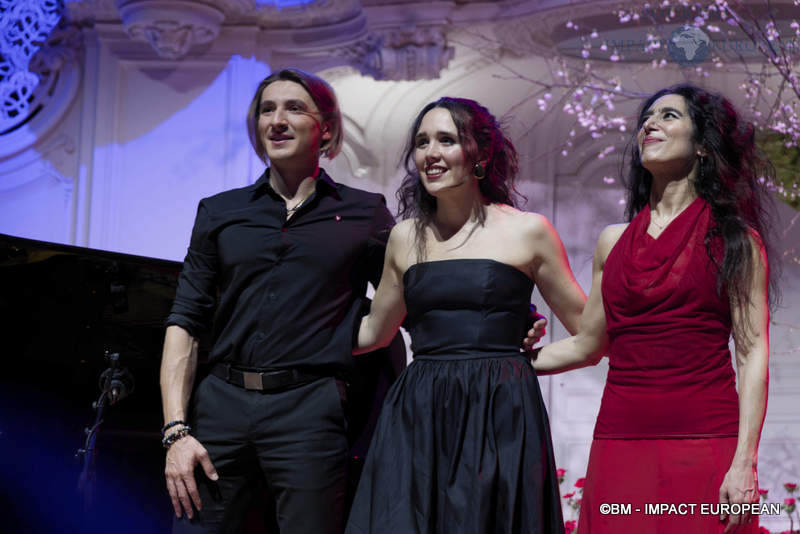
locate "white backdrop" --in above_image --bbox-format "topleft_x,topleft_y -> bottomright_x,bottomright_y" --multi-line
1,10 -> 798,530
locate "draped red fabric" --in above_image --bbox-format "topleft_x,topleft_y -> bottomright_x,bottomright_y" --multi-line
577,437 -> 759,534
595,197 -> 739,439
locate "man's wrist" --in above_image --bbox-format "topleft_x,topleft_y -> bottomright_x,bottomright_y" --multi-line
162,425 -> 192,450
161,419 -> 189,436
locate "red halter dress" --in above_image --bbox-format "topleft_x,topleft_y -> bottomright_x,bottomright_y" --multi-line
576,197 -> 757,533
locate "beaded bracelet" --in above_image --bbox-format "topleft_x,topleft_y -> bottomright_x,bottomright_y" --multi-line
161,420 -> 188,436
162,426 -> 191,450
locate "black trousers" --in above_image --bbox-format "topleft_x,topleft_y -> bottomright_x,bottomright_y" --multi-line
173,374 -> 349,534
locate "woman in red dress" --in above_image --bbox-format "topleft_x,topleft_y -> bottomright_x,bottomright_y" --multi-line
530,84 -> 777,533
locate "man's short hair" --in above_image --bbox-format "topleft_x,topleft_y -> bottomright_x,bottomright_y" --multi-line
247,68 -> 343,162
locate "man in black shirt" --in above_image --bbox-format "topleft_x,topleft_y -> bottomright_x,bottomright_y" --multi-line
160,68 -> 393,533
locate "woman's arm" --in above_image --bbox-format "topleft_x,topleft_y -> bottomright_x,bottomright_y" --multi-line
531,224 -> 624,374
718,236 -> 770,532
528,214 -> 586,335
354,223 -> 409,355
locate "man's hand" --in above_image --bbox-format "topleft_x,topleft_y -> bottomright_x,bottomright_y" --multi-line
164,435 -> 218,519
523,305 -> 548,351
718,461 -> 758,533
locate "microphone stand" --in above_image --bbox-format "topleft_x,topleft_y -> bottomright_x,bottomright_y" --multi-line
76,351 -> 135,511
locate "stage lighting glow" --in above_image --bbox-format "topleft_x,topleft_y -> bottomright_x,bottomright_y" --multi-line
255,0 -> 316,8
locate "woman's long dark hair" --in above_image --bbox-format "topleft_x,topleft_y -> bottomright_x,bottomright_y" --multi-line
396,97 -> 521,261
622,84 -> 779,334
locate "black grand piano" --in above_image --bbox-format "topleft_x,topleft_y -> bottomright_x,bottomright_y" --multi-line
0,233 -> 403,534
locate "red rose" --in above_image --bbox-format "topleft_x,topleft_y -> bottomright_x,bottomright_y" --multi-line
563,491 -> 576,499
758,488 -> 768,496
757,527 -> 770,534
784,483 -> 798,492
575,478 -> 586,488
784,497 -> 795,506
564,520 -> 577,534
557,468 -> 567,478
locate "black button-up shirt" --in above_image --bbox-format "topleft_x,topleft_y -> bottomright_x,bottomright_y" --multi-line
166,169 -> 394,372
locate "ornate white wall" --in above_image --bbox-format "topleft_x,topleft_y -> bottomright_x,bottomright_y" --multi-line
1,0 -> 798,529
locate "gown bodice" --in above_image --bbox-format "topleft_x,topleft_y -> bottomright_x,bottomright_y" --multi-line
403,259 -> 534,359
596,197 -> 739,438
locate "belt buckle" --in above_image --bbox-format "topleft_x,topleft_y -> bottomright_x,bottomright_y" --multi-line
242,371 -> 263,391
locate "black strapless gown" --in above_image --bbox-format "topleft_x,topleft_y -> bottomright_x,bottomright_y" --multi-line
346,259 -> 564,534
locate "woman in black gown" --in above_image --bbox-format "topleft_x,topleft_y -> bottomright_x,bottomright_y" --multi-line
345,97 -> 587,534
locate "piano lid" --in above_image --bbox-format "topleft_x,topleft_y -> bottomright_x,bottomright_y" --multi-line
0,233 -> 195,363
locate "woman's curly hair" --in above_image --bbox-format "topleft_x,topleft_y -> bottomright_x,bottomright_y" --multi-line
397,97 -> 522,261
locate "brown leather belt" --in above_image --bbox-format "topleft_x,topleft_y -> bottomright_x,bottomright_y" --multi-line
211,363 -> 323,392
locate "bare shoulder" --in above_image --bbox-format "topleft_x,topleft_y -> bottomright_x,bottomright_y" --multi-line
387,219 -> 417,272
389,218 -> 416,242
491,204 -> 551,236
595,223 -> 627,262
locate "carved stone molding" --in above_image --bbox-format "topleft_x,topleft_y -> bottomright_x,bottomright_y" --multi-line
333,33 -> 383,78
377,25 -> 453,80
63,0 -> 606,75
69,0 -> 362,31
114,0 -> 225,59
253,0 -> 361,29
333,25 -> 453,81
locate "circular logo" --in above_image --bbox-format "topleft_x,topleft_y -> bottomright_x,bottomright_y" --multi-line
667,25 -> 711,66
